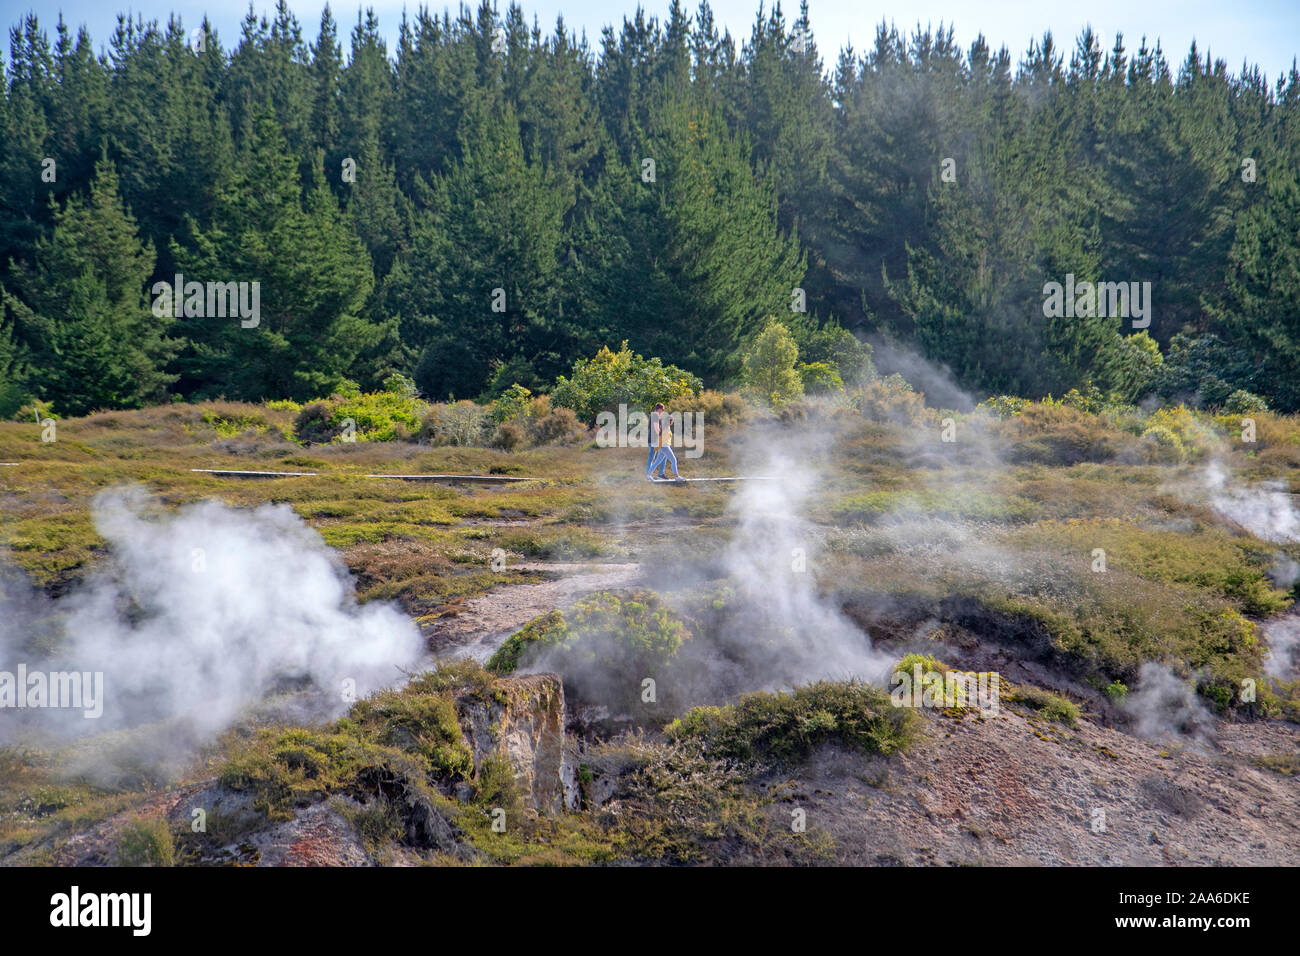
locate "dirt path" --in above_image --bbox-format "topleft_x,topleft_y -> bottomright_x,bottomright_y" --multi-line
427,561 -> 642,662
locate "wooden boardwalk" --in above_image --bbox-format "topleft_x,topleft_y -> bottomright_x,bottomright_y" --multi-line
363,473 -> 538,483
191,468 -> 318,478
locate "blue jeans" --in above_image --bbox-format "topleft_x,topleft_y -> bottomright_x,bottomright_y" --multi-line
646,444 -> 665,477
648,444 -> 678,478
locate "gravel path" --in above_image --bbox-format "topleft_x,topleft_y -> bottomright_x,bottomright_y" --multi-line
427,561 -> 642,662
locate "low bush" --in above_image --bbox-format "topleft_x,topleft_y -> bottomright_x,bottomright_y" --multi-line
850,374 -> 934,426
418,400 -> 489,446
115,817 -> 175,866
490,421 -> 526,451
797,361 -> 844,395
681,389 -> 751,427
997,402 -> 1122,465
665,681 -> 915,765
1005,684 -> 1079,724
488,590 -> 691,712
293,389 -> 425,444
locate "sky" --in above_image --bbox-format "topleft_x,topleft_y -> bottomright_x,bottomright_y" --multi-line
3,0 -> 1298,82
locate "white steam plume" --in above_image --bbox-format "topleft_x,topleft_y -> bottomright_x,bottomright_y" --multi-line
1124,662 -> 1216,749
704,425 -> 897,691
0,487 -> 423,746
1263,617 -> 1300,680
1205,461 -> 1300,543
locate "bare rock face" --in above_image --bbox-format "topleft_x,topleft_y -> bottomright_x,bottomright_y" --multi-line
246,798 -> 373,867
458,673 -> 578,813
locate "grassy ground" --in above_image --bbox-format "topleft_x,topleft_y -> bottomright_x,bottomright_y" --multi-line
1,396 -> 1297,864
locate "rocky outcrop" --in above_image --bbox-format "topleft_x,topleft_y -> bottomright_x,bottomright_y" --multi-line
457,673 -> 578,813
245,799 -> 373,867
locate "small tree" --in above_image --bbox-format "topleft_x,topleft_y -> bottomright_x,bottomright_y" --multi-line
741,319 -> 804,406
551,342 -> 702,423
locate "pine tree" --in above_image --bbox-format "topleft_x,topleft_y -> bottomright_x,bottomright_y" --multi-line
345,131 -> 412,279
383,102 -> 567,398
174,111 -> 381,400
1208,167 -> 1300,409
614,86 -> 805,378
2,157 -> 176,414
308,5 -> 342,168
0,15 -> 55,277
339,8 -> 393,162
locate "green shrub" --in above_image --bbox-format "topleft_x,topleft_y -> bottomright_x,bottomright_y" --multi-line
201,408 -> 268,437
294,389 -> 425,444
681,389 -> 751,426
1139,425 -> 1185,462
116,817 -> 175,866
791,322 -> 875,386
666,681 -> 915,765
474,754 -> 522,815
1224,389 -> 1269,414
351,690 -> 474,781
488,591 -> 691,711
1099,331 -> 1163,403
382,372 -> 418,398
1058,384 -> 1106,414
850,374 -> 933,426
1136,406 -> 1216,458
979,394 -> 1030,419
488,610 -> 567,674
896,652 -> 946,676
797,361 -> 844,395
491,383 -> 534,425
1007,684 -> 1079,724
418,400 -> 488,446
551,343 -> 702,424
490,591 -> 689,677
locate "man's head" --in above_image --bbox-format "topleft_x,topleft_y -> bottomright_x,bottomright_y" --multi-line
653,402 -> 664,412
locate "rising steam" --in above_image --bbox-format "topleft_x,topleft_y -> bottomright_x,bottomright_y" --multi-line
0,487 -> 423,751
1205,461 -> 1300,543
1124,662 -> 1216,749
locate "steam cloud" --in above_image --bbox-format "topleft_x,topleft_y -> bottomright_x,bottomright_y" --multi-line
703,431 -> 897,692
518,418 -> 897,713
1263,617 -> 1300,680
1124,662 -> 1216,749
0,487 -> 423,749
1205,461 -> 1300,543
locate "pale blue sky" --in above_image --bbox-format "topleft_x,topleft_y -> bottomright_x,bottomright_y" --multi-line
4,0 -> 1298,82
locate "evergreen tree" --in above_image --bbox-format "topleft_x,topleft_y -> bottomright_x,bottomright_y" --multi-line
1208,167 -> 1300,409
2,157 -> 176,415
174,110 -> 381,400
609,86 -> 805,379
308,5 -> 342,167
383,102 -> 567,398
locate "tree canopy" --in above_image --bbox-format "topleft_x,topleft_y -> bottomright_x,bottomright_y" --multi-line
2,3 -> 1297,415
